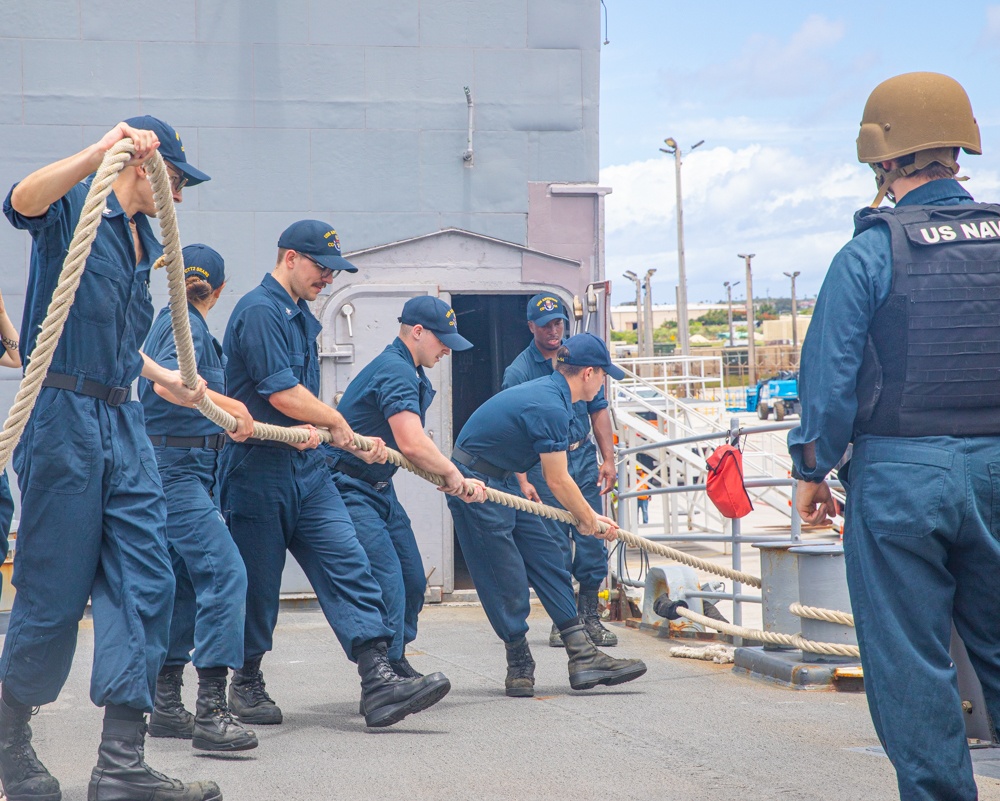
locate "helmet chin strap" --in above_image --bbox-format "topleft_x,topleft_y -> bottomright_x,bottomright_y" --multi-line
870,161 -> 920,207
869,148 -> 965,207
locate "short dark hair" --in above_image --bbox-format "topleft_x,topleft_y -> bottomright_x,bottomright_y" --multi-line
554,345 -> 586,377
276,247 -> 290,266
897,152 -> 958,181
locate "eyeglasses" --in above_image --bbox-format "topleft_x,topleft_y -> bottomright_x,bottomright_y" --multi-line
297,252 -> 337,279
166,167 -> 189,193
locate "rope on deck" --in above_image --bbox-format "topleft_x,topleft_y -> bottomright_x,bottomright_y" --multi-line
669,643 -> 735,664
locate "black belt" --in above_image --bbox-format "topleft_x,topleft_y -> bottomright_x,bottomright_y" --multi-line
149,433 -> 227,450
452,447 -> 510,480
244,437 -> 297,451
333,457 -> 391,491
42,372 -> 131,406
568,436 -> 589,452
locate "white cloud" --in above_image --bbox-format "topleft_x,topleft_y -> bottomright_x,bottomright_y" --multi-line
691,15 -> 846,99
602,143 -> 870,235
601,143 -> 873,303
980,5 -> 1000,45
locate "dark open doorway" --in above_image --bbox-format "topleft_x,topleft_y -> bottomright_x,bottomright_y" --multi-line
449,294 -> 533,589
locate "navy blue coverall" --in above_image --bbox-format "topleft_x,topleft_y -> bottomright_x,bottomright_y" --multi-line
220,274 -> 392,663
328,337 -> 436,662
502,341 -> 609,591
447,373 -> 581,643
790,179 -> 1000,801
0,180 -> 174,710
139,305 -> 247,670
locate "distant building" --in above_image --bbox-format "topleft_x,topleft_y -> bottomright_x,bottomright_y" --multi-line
761,314 -> 813,345
610,303 -> 730,331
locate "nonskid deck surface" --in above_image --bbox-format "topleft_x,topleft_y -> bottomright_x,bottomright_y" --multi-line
22,604 -> 1000,801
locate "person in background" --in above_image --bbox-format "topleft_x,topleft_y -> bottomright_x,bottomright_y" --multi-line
635,467 -> 650,525
140,243 -> 258,753
502,293 -> 619,649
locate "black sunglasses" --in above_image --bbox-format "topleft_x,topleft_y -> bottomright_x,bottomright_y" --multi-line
297,252 -> 337,278
166,167 -> 189,193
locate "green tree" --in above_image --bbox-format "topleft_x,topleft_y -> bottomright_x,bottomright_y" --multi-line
695,309 -> 728,325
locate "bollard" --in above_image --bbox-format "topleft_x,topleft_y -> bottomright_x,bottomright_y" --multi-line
788,543 -> 857,664
642,565 -> 704,635
751,542 -> 800,651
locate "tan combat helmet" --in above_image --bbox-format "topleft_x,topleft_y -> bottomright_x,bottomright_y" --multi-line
857,72 -> 981,207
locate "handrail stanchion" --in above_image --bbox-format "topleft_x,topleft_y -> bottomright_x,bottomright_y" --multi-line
729,416 -> 744,643
790,483 -> 802,543
617,448 -> 629,585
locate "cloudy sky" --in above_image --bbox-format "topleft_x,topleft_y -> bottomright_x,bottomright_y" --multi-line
599,1 -> 1000,306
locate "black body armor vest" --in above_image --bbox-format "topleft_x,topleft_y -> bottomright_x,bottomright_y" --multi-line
853,202 -> 1000,438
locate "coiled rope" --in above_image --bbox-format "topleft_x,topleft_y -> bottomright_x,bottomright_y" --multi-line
1,141 -> 864,660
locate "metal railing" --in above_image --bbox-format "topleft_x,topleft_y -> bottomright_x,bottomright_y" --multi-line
611,371 -> 729,539
614,354 -> 725,401
612,417 -> 843,634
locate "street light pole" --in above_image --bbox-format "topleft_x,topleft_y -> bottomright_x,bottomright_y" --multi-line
623,271 -> 642,357
660,137 -> 703,358
723,280 -> 740,347
738,254 -> 756,386
783,270 -> 801,349
643,268 -> 657,358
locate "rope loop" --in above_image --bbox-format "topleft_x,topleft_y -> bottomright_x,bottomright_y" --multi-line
0,140 -> 134,471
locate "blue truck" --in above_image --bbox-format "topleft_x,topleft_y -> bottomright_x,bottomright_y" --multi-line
754,371 -> 800,421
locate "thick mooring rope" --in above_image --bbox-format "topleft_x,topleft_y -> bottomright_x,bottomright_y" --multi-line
790,601 -> 855,628
676,607 -> 861,659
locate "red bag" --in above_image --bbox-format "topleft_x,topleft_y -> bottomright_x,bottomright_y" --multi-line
705,444 -> 753,519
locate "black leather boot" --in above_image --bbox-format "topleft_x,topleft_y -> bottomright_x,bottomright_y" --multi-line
87,718 -> 221,801
0,697 -> 61,801
148,669 -> 194,739
578,588 -> 618,646
359,655 -> 426,714
504,637 -> 535,698
389,655 -> 423,679
548,623 -> 563,647
561,622 -> 646,690
192,676 -> 258,753
357,642 -> 450,728
228,659 -> 282,725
